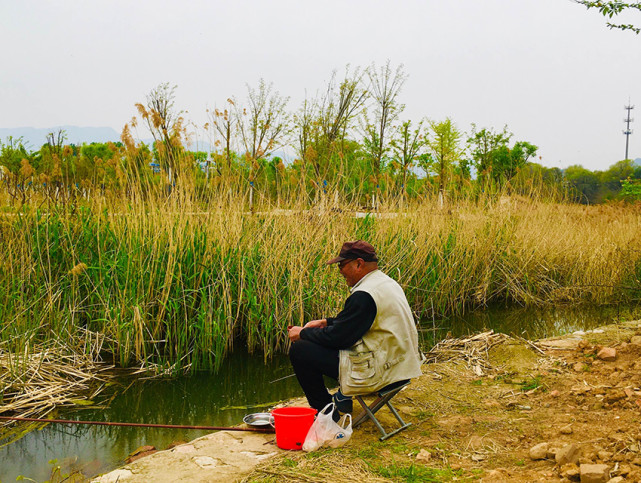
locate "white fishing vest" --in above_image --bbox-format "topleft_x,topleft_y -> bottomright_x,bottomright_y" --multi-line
339,270 -> 422,396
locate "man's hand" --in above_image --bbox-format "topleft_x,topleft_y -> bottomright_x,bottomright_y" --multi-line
304,319 -> 327,329
288,326 -> 303,342
289,319 -> 326,342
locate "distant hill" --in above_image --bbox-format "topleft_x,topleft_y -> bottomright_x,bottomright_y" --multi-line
0,126 -> 120,151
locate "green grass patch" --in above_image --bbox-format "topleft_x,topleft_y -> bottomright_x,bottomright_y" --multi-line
373,459 -> 474,482
282,458 -> 298,468
519,376 -> 543,392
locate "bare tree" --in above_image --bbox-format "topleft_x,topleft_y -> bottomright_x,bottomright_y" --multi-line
362,61 -> 407,178
236,79 -> 289,160
292,94 -> 315,193
293,67 -> 368,187
318,68 -> 368,149
207,97 -> 237,172
136,83 -> 184,182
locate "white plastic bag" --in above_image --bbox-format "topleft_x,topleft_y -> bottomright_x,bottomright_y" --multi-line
328,413 -> 352,448
303,403 -> 353,452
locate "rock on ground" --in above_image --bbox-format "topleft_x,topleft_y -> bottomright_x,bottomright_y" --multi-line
597,347 -> 617,361
529,442 -> 549,460
560,424 -> 573,435
556,444 -> 580,466
560,463 -> 580,480
416,449 -> 431,462
580,463 -> 610,483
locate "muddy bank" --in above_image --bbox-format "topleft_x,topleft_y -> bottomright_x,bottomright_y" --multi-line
93,318 -> 641,482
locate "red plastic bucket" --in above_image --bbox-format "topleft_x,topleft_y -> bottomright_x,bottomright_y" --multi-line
271,407 -> 317,450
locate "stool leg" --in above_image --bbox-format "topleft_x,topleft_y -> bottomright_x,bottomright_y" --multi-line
387,401 -> 408,426
353,393 -> 392,427
352,396 -> 373,427
352,392 -> 413,440
378,401 -> 412,441
356,397 -> 389,439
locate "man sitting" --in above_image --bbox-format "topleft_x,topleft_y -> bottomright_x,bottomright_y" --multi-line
288,240 -> 422,419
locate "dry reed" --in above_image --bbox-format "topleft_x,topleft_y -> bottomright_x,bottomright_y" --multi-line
425,331 -> 513,376
0,340 -> 113,426
1,184 -> 640,373
240,451 -> 390,483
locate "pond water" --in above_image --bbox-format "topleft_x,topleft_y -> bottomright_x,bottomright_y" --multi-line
417,303 -> 633,347
0,303 -> 635,482
0,352 -> 302,482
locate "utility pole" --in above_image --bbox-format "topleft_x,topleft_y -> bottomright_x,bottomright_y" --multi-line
624,102 -> 634,160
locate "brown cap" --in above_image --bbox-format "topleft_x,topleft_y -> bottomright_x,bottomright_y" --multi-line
326,240 -> 378,265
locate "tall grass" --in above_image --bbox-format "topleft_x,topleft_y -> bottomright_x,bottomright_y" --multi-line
1,184 -> 640,373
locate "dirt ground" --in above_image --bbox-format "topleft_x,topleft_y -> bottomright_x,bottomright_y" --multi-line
240,319 -> 641,482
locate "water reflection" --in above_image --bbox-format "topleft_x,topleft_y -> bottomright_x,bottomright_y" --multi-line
0,351 -> 301,482
419,304 -> 635,347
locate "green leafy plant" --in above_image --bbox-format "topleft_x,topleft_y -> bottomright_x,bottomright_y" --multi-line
576,1 -> 641,34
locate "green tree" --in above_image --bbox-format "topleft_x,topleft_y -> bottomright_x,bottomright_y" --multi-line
597,159 -> 636,199
390,119 -> 427,195
0,136 -> 31,175
621,177 -> 641,201
0,137 -> 35,206
564,165 -> 603,204
542,166 -> 564,185
602,159 -> 636,189
425,118 -> 464,206
293,67 -> 367,194
34,129 -> 67,190
467,125 -> 537,186
494,141 -> 538,182
467,125 -> 511,184
76,142 -> 120,183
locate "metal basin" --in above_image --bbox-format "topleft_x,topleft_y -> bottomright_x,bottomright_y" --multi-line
243,412 -> 274,428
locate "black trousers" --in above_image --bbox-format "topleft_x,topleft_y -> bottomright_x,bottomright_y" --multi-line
289,339 -> 339,412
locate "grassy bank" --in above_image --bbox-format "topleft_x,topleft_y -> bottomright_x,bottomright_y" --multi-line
1,189 -> 640,372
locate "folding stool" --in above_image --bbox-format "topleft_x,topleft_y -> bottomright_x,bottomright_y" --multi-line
352,379 -> 411,441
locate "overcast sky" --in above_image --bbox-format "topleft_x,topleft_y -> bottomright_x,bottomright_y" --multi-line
1,0 -> 639,171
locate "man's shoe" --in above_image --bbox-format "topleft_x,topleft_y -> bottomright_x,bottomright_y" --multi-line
333,389 -> 353,413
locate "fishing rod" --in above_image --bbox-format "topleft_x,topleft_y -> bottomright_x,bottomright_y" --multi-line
0,416 -> 273,433
268,373 -> 296,383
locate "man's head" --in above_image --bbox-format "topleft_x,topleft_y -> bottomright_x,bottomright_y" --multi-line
327,240 -> 379,287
